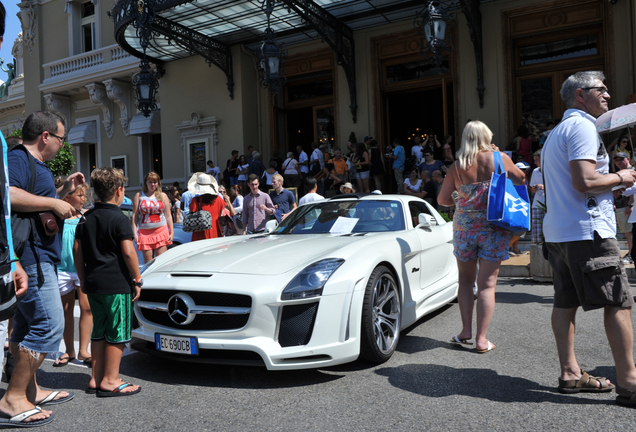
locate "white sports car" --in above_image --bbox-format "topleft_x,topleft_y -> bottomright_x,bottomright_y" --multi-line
131,194 -> 458,370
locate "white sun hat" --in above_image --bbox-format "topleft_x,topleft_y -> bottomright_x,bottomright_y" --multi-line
187,172 -> 218,195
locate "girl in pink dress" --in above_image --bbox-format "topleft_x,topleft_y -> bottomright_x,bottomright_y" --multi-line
132,172 -> 174,264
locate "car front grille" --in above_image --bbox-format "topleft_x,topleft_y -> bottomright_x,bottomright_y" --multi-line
138,289 -> 251,331
139,308 -> 250,331
141,289 -> 252,308
278,303 -> 319,348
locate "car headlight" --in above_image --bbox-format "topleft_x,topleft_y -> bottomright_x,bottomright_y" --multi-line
281,259 -> 344,300
140,258 -> 156,275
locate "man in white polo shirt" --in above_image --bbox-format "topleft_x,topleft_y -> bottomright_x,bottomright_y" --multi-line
542,71 -> 636,406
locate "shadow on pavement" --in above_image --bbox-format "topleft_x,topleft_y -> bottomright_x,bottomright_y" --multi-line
110,352 -> 345,389
495,291 -> 554,305
375,364 -> 614,405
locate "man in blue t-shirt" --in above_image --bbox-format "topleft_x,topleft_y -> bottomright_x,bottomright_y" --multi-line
269,174 -> 297,222
1,111 -> 84,423
387,138 -> 405,194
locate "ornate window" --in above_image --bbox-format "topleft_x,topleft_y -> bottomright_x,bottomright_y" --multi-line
67,0 -> 102,56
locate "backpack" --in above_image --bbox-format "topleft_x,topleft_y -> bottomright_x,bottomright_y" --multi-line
9,145 -> 44,285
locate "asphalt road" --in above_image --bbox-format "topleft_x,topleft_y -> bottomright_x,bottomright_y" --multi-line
4,277 -> 636,431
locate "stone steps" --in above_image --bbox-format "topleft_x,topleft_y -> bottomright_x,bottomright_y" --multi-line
500,243 -> 635,280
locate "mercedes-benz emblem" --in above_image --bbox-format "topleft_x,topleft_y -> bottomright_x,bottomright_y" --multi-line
167,294 -> 195,325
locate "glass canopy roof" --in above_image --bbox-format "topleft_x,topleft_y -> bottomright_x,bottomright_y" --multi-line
121,0 -> 444,62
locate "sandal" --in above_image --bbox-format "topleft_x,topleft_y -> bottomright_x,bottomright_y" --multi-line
558,370 -> 615,394
52,355 -> 75,368
616,385 -> 636,407
476,341 -> 496,353
450,335 -> 473,346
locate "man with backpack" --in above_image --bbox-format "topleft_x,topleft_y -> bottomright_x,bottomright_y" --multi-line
0,111 -> 83,426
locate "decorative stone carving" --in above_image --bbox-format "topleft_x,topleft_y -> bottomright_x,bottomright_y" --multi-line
86,83 -> 114,139
17,0 -> 36,55
103,79 -> 131,136
43,93 -> 71,124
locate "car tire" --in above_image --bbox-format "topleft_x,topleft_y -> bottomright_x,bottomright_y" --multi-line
359,265 -> 401,363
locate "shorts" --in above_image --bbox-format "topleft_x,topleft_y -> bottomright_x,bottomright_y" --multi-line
58,271 -> 80,296
453,230 -> 511,262
356,171 -> 369,180
230,176 -> 238,186
615,207 -> 632,234
546,232 -> 634,311
137,224 -> 171,251
87,293 -> 133,344
11,262 -> 64,353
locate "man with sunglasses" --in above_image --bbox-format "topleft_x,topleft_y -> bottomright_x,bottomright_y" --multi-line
542,71 -> 636,407
0,111 -> 85,425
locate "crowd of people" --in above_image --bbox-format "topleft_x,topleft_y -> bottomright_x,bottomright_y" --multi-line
0,3 -> 634,423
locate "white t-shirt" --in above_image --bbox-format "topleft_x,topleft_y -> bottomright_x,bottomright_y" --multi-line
411,145 -> 424,163
299,151 -> 309,174
238,164 -> 250,181
542,109 -> 615,242
529,167 -> 545,209
207,166 -> 220,182
311,148 -> 324,170
283,158 -> 299,175
404,178 -> 422,192
299,192 -> 324,206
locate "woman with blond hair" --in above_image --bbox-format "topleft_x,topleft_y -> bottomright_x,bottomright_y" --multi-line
132,171 -> 174,263
438,121 -> 525,353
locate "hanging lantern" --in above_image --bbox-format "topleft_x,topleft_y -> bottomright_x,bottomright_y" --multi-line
414,1 -> 454,69
255,0 -> 287,95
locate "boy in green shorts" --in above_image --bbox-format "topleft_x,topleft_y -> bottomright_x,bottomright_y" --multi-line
74,167 -> 142,397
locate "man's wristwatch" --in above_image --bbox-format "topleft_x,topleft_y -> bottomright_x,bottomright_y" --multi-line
133,277 -> 143,287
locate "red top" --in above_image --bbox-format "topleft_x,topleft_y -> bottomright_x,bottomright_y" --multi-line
190,195 -> 225,241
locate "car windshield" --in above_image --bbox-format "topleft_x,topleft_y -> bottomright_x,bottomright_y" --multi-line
273,200 -> 405,235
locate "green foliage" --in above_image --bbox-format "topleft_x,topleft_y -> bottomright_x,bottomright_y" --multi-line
439,212 -> 453,222
348,131 -> 357,144
6,128 -> 75,177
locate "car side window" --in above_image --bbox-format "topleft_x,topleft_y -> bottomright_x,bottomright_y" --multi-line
408,202 -> 434,228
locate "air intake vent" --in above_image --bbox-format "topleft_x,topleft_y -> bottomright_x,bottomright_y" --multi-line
278,303 -> 318,347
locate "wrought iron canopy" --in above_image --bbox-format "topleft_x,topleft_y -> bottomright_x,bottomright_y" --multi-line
112,1 -> 490,112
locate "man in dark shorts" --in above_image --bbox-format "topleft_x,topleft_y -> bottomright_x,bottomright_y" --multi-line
542,71 -> 636,407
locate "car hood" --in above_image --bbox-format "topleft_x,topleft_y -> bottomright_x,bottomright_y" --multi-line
155,234 -> 365,275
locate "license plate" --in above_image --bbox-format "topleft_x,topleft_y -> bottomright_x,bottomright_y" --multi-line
155,334 -> 198,355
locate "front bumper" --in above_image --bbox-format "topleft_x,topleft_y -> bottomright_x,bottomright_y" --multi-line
132,272 -> 365,370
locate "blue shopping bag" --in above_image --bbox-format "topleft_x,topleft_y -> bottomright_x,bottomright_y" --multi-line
486,152 -> 531,231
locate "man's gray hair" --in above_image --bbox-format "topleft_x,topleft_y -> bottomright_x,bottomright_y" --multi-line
252,151 -> 260,159
560,71 -> 606,108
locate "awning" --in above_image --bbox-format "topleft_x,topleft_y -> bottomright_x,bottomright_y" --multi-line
67,121 -> 97,145
129,110 -> 161,135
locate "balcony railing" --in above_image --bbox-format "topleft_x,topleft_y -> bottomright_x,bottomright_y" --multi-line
42,44 -> 138,82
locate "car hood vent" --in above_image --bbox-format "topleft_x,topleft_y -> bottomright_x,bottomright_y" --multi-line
169,273 -> 213,278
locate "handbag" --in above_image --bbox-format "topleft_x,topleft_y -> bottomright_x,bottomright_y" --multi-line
182,197 -> 212,232
487,151 -> 531,231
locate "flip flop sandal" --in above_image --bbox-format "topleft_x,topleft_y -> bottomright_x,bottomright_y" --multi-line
80,357 -> 92,368
476,341 -> 496,353
96,383 -> 141,398
35,391 -> 75,406
85,387 -> 97,395
616,385 -> 636,407
558,371 -> 615,394
52,355 -> 75,368
0,407 -> 55,428
450,335 -> 473,346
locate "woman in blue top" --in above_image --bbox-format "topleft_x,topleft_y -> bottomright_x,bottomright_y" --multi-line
54,182 -> 93,367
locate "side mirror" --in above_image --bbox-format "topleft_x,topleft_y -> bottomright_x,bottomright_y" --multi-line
416,213 -> 434,229
264,219 -> 278,234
